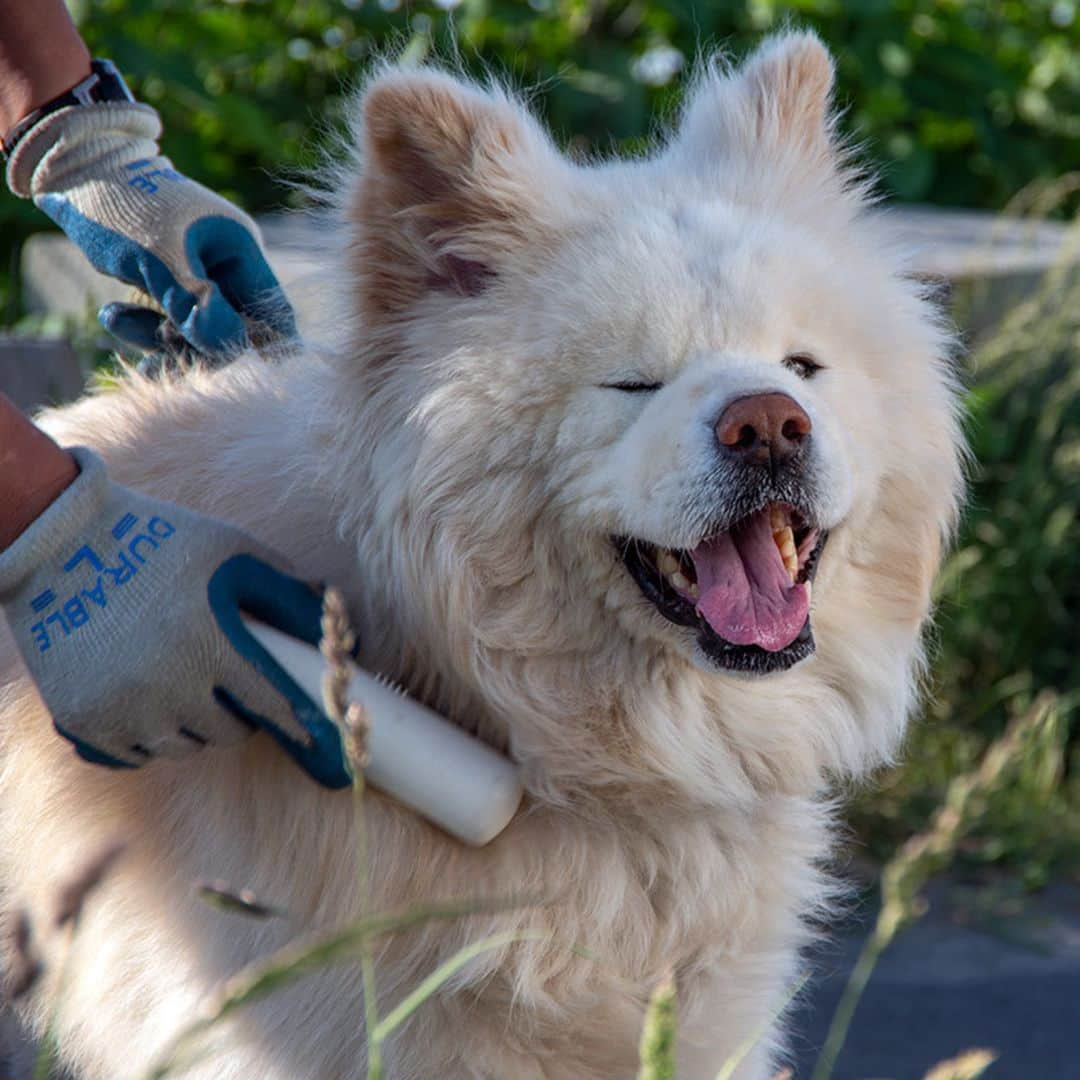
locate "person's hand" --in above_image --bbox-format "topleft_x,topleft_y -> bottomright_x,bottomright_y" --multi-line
0,448 -> 349,789
5,100 -> 297,370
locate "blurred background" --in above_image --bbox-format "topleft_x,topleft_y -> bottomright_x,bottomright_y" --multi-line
0,3 -> 1077,1077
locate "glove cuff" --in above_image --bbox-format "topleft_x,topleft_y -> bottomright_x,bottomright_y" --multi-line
6,101 -> 162,198
0,447 -> 110,597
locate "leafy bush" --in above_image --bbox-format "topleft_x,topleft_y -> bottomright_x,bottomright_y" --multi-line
68,0 -> 1080,210
2,0 -> 1078,316
850,235 -> 1080,880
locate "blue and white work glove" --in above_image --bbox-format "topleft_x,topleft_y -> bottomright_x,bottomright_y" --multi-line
0,448 -> 349,788
5,101 -> 296,371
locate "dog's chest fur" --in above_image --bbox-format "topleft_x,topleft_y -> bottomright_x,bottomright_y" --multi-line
370,784 -> 830,1078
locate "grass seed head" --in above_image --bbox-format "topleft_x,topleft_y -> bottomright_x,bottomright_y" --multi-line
319,587 -> 369,771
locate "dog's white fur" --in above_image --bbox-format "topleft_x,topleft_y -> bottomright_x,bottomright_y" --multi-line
0,33 -> 963,1079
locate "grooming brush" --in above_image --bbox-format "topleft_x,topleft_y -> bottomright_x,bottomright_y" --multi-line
242,618 -> 524,846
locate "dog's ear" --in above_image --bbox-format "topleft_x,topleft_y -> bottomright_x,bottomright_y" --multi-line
670,32 -> 843,196
348,69 -> 564,321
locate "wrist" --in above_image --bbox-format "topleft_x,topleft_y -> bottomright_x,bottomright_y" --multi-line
5,97 -> 162,199
0,36 -> 90,138
0,447 -> 108,598
0,398 -> 79,550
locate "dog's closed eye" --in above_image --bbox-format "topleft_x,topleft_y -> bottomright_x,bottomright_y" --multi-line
601,380 -> 664,393
783,353 -> 824,380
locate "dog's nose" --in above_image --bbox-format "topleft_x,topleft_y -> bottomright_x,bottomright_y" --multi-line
716,393 -> 812,470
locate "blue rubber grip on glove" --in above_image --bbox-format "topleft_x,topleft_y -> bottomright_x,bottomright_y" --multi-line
208,555 -> 351,789
42,199 -> 296,359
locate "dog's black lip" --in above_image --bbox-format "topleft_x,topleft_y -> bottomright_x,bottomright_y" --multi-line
614,528 -> 829,675
695,617 -> 816,674
616,537 -> 698,629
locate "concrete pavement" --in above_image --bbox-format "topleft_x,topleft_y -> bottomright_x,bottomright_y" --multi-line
791,881 -> 1080,1078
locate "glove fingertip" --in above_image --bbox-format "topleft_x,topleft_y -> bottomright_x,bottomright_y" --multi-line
98,302 -> 166,352
184,284 -> 249,356
54,724 -> 138,770
214,685 -> 350,790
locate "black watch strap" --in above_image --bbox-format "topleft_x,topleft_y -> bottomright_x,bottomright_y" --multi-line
1,59 -> 136,159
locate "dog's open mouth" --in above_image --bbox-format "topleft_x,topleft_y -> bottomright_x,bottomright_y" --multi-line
615,505 -> 828,674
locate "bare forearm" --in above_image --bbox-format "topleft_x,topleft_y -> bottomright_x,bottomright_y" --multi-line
0,0 -> 90,135
0,394 -> 78,550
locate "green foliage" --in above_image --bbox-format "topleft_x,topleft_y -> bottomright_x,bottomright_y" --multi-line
942,265 -> 1080,731
66,1 -> 1078,213
2,0 -> 1079,318
851,235 -> 1080,880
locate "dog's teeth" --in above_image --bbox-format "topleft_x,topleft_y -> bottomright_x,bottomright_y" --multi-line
689,582 -> 700,599
773,524 -> 799,582
658,551 -> 679,575
805,580 -> 812,605
769,506 -> 787,531
671,571 -> 690,591
774,526 -> 798,569
773,524 -> 794,549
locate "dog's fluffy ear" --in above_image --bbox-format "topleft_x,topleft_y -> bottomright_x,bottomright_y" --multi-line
671,32 -> 848,206
349,69 -> 564,321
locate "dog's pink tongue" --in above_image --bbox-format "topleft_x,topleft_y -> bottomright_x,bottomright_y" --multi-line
690,510 -> 809,652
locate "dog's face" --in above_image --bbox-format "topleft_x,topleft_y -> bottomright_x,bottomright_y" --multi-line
343,33 -> 962,699
529,212 -> 865,677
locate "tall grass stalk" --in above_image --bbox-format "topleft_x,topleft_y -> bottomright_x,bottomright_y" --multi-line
356,769 -> 381,1080
371,929 -> 546,1045
811,693 -> 1061,1080
637,970 -> 676,1080
146,893 -> 536,1078
319,589 -> 381,1078
714,972 -> 809,1080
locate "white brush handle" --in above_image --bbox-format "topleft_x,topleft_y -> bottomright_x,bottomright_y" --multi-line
242,617 -> 523,846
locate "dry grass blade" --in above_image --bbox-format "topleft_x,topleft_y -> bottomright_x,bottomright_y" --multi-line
147,893 -> 540,1079
637,969 -> 676,1080
923,1048 -> 998,1080
811,694 -> 1059,1080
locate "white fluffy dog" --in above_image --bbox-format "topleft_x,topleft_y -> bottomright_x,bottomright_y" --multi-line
0,31 -> 963,1079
